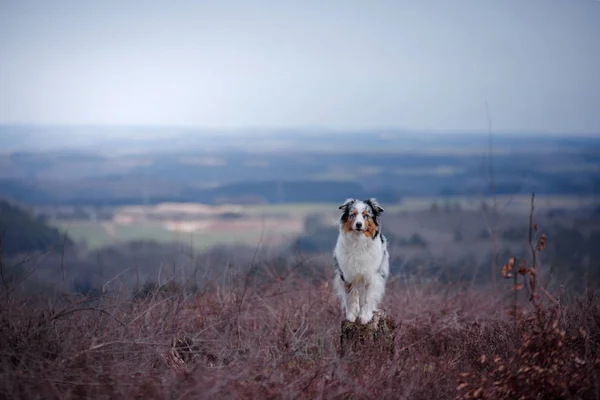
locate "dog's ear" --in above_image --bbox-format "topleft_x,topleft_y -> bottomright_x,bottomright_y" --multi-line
366,198 -> 384,214
338,198 -> 355,210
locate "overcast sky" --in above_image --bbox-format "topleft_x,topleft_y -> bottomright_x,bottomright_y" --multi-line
0,0 -> 599,133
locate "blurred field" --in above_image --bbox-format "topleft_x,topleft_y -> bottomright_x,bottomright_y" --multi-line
54,203 -> 309,250
57,221 -> 113,249
56,220 -> 303,251
50,195 -> 599,250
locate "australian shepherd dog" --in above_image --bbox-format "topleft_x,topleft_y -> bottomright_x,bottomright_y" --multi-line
333,198 -> 390,324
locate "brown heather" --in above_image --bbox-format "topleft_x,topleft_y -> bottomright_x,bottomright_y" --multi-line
1,196 -> 599,399
1,269 -> 599,399
457,194 -> 600,400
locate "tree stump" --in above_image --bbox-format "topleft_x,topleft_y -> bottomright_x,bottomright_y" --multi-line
339,310 -> 397,359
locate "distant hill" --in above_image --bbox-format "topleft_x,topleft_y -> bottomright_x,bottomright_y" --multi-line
0,180 -> 56,204
0,179 -> 401,206
0,199 -> 71,255
1,131 -> 599,206
183,180 -> 400,204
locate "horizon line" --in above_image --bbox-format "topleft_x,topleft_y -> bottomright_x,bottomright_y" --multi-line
0,123 -> 598,137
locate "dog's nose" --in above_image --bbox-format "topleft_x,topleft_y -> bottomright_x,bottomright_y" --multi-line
355,222 -> 363,229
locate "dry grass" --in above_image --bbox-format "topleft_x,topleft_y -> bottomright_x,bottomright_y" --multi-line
456,194 -> 600,400
1,198 -> 599,399
1,265 -> 598,400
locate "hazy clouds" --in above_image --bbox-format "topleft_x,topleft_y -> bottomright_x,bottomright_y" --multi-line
1,0 -> 599,133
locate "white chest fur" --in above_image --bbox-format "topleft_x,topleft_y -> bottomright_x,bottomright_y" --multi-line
334,233 -> 384,282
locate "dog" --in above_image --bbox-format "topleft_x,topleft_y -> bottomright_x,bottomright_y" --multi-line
333,197 -> 390,324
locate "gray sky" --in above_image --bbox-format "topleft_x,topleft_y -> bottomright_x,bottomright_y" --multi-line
1,0 -> 599,133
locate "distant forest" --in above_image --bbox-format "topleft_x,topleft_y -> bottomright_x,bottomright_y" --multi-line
0,200 -> 70,255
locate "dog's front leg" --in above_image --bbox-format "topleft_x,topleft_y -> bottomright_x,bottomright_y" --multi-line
358,276 -> 385,324
334,273 -> 359,322
345,283 -> 360,322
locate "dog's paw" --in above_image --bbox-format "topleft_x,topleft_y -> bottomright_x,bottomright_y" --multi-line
358,311 -> 373,325
345,312 -> 358,323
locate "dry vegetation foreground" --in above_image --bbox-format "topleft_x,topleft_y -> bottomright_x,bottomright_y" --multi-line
1,257 -> 599,400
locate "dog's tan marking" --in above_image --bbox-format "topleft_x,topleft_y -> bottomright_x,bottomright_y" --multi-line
363,218 -> 377,238
342,210 -> 358,233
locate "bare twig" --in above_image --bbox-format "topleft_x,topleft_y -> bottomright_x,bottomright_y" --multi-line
528,193 -> 537,273
485,100 -> 496,214
102,268 -> 133,294
60,222 -> 71,292
0,229 -> 7,301
484,100 -> 498,292
237,222 -> 265,312
540,286 -> 559,305
513,257 -> 520,330
527,193 -> 538,308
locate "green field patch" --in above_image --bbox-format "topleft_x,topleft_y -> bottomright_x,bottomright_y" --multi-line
114,222 -> 175,243
55,221 -> 113,249
53,219 -> 289,251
